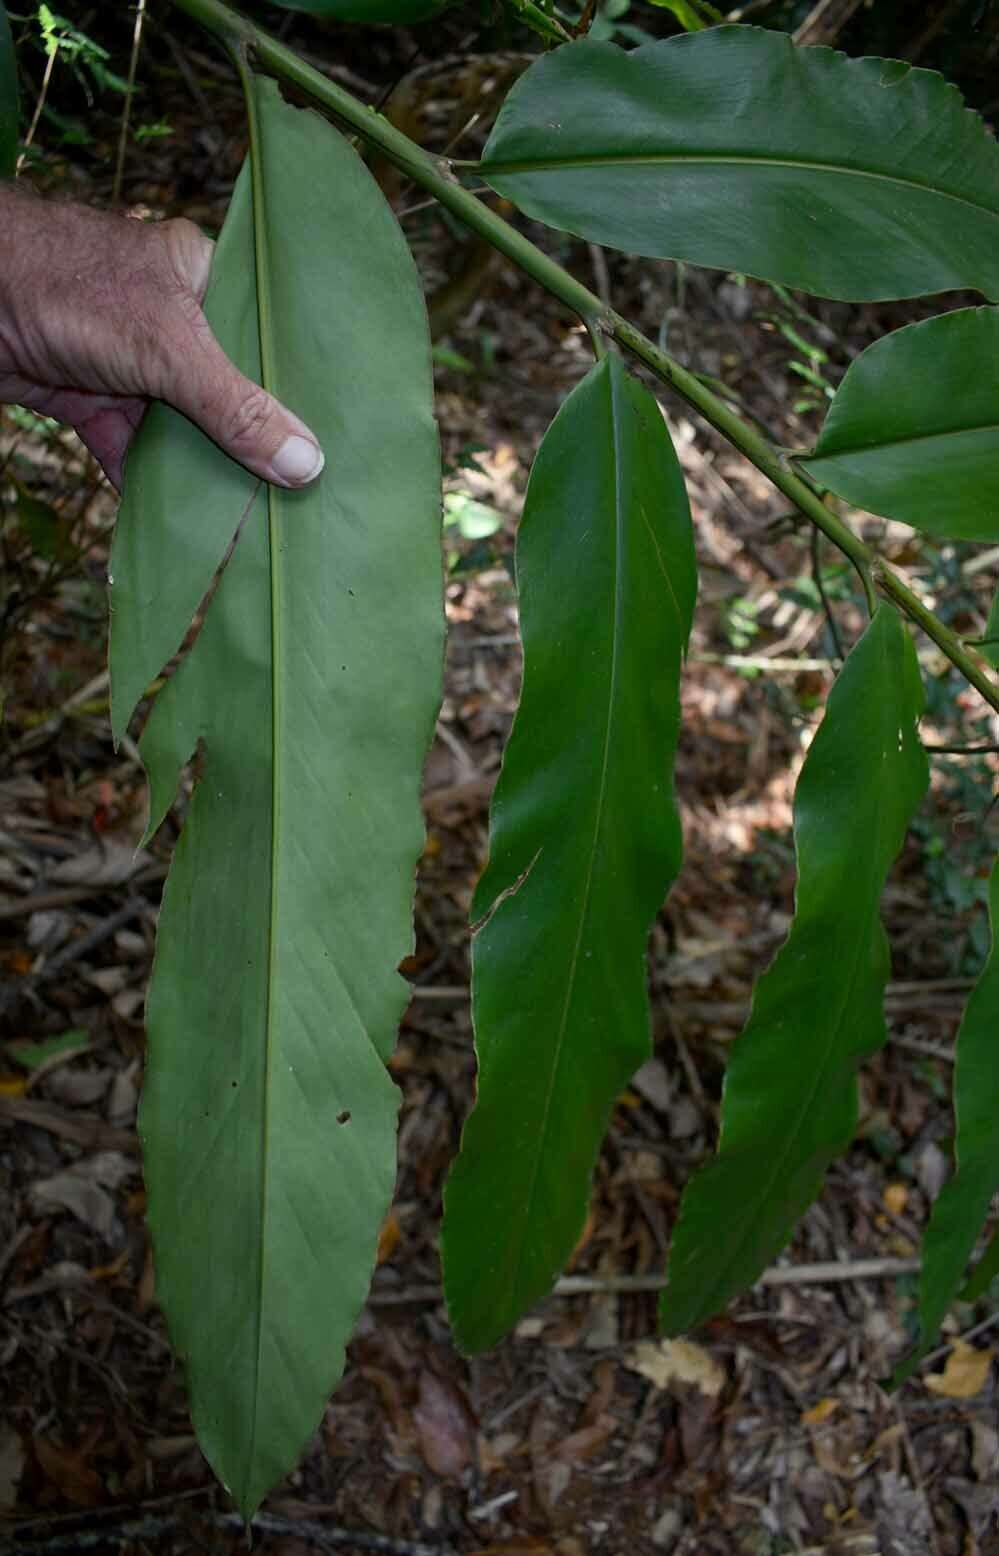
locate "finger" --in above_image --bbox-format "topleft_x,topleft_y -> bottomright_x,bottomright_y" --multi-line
157,293 -> 325,489
74,400 -> 145,491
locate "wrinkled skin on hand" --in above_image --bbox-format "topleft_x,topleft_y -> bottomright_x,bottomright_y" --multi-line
0,182 -> 323,490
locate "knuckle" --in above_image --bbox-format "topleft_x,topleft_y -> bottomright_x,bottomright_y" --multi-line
222,386 -> 278,449
160,217 -> 215,298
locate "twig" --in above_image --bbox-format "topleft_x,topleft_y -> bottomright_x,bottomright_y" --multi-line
112,0 -> 148,204
810,524 -> 845,663
407,984 -> 470,1000
0,863 -> 167,921
0,1510 -> 460,1556
921,742 -> 999,756
0,896 -> 151,1019
7,669 -> 109,755
892,1035 -> 955,1063
792,0 -> 865,47
16,33 -> 57,175
588,242 -> 611,305
916,1308 -> 999,1374
695,653 -> 836,673
0,1097 -> 138,1153
369,1255 -> 922,1306
890,1394 -> 946,1556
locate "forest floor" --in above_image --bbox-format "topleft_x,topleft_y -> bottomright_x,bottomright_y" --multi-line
2,8 -> 999,1556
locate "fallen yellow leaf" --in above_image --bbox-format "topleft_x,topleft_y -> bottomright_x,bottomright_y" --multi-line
801,1396 -> 839,1427
925,1339 -> 994,1399
626,1337 -> 725,1397
883,1182 -> 908,1216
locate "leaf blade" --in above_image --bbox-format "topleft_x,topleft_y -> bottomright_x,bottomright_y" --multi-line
800,308 -> 999,541
660,605 -> 928,1335
443,354 -> 696,1353
479,29 -> 999,302
116,80 -> 442,1514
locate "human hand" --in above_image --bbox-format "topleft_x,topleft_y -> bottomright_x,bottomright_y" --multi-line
0,183 -> 324,491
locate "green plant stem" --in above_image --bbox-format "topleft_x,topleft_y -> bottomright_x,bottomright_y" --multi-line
503,0 -> 574,44
170,0 -> 999,716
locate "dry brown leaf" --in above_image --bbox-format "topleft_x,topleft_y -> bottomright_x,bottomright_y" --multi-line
376,1208 -> 401,1264
925,1339 -> 994,1398
970,1418 -> 999,1482
625,1337 -> 725,1397
553,1414 -> 615,1464
50,843 -> 149,888
629,1057 -> 672,1112
801,1396 -> 839,1427
33,1434 -> 103,1507
44,1067 -> 110,1106
469,1544 -> 553,1555
31,1172 -> 121,1245
413,1369 -> 475,1477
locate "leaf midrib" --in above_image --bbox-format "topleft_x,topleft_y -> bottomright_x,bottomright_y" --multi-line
481,153 -> 999,225
242,72 -> 281,1510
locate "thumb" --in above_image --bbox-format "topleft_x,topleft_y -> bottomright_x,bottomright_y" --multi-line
155,219 -> 325,489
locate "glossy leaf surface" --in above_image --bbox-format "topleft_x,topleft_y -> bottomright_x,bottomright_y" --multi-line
110,78 -> 442,1515
0,1 -> 17,178
801,310 -> 999,541
479,28 -> 999,302
443,354 -> 696,1353
661,605 -> 927,1335
893,859 -> 999,1383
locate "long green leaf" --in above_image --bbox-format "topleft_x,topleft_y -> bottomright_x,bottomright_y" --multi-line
478,28 -> 999,302
0,1 -> 18,178
660,605 -> 927,1335
800,309 -> 999,541
443,353 -> 696,1353
110,77 -> 442,1515
892,858 -> 999,1384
